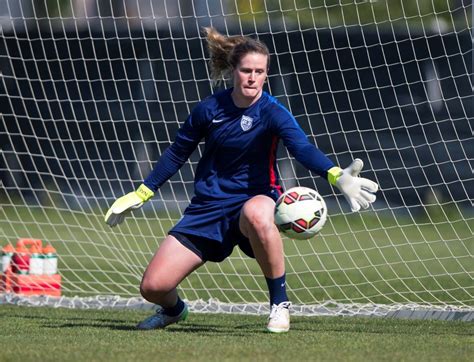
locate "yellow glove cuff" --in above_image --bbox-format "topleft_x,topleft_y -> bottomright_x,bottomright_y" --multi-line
327,166 -> 343,186
135,184 -> 154,202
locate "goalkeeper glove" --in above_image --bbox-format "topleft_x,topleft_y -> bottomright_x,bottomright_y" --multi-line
105,184 -> 154,227
327,159 -> 379,212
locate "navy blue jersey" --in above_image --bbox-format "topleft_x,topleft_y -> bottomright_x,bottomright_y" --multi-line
144,88 -> 334,201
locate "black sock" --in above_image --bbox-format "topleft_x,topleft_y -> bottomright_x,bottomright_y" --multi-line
163,296 -> 185,317
265,273 -> 289,306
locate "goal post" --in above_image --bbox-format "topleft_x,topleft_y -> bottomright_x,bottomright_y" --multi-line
1,0 -> 472,319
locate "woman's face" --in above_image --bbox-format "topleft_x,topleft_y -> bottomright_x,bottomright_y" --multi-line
231,52 -> 268,107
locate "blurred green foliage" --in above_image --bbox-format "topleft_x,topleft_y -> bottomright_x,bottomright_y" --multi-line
236,0 -> 468,30
34,0 -> 470,30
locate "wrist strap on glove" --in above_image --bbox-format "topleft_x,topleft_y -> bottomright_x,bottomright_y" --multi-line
327,166 -> 343,186
135,184 -> 154,202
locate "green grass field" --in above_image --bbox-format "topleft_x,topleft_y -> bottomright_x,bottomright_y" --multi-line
1,202 -> 473,361
0,305 -> 472,362
1,202 -> 472,308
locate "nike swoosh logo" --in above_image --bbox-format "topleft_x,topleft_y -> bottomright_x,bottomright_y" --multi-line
212,119 -> 225,123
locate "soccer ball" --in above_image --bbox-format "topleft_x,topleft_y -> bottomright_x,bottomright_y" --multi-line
274,186 -> 327,240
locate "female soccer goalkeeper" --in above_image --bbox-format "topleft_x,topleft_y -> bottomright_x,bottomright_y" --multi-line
105,27 -> 378,333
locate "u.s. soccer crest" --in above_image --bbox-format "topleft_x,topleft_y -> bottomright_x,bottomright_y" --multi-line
240,115 -> 253,131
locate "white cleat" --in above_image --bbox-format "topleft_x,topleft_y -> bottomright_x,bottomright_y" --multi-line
136,304 -> 188,330
267,301 -> 291,333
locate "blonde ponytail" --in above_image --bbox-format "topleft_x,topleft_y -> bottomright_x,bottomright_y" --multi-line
203,27 -> 270,84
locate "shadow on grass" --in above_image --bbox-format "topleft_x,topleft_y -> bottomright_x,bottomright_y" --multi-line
4,309 -> 470,336
1,311 -> 140,330
38,321 -> 268,335
42,322 -> 138,331
28,317 -> 268,335
3,312 -> 134,325
166,322 -> 268,336
31,318 -> 474,337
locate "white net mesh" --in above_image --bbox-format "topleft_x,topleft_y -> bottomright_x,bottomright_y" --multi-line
1,0 -> 472,316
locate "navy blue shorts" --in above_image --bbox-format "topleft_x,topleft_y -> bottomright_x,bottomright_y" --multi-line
169,189 -> 280,262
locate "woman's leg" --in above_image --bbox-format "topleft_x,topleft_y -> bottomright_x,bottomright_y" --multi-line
239,195 -> 284,278
239,195 -> 291,333
140,234 -> 204,308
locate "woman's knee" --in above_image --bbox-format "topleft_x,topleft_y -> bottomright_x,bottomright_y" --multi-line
139,274 -> 175,300
241,196 -> 276,235
139,234 -> 203,301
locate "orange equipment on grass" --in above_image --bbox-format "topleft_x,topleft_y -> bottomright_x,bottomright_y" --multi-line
1,238 -> 61,296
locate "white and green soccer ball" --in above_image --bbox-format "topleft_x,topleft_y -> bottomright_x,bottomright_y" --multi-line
274,186 -> 327,240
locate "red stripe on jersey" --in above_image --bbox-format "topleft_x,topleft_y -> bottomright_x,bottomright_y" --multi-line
268,136 -> 282,194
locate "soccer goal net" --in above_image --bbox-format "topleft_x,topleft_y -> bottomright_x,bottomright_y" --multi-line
1,1 -> 472,318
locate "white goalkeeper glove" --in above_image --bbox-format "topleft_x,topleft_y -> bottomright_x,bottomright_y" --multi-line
327,159 -> 379,212
105,184 -> 154,227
